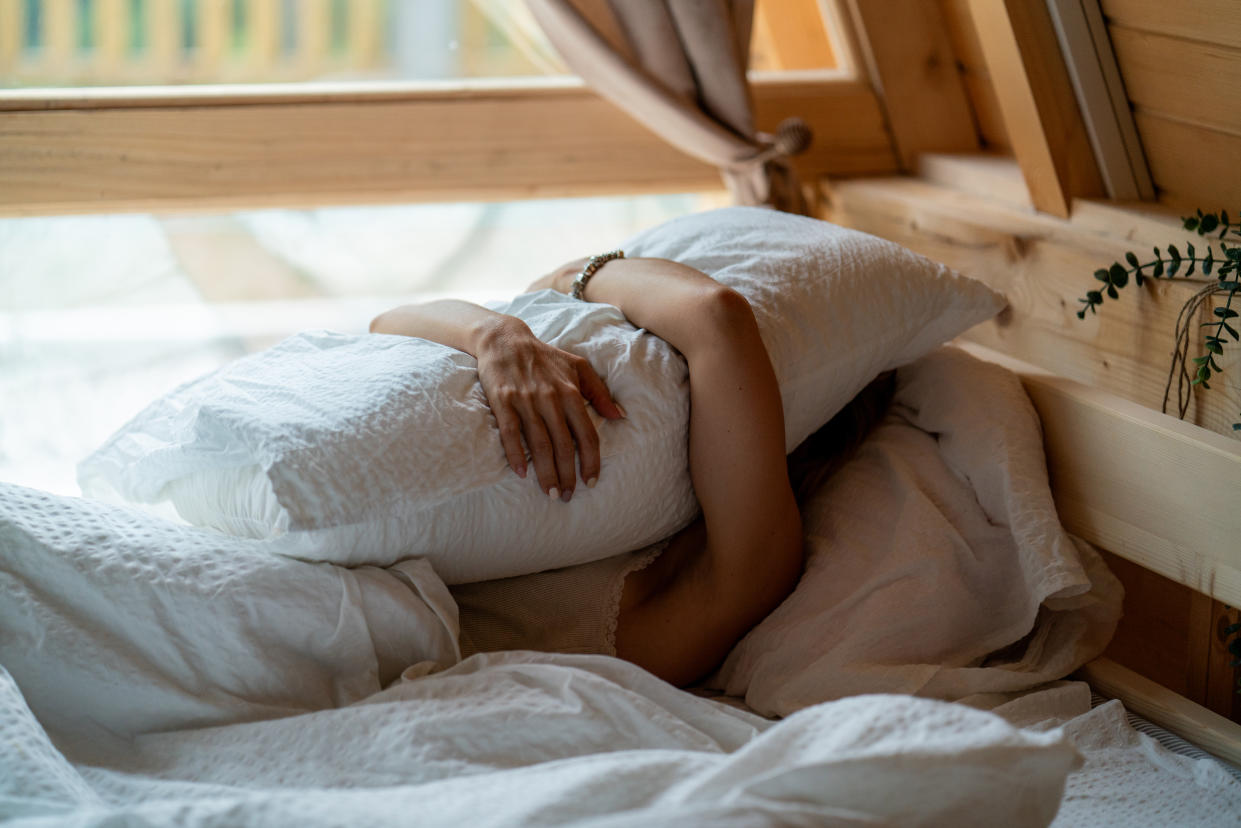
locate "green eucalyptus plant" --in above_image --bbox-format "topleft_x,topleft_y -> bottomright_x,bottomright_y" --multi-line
1075,209 -> 1240,433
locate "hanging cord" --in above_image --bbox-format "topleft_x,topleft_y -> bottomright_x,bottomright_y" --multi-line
1164,283 -> 1222,419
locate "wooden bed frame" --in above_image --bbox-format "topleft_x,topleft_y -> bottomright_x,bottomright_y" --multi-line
963,341 -> 1241,766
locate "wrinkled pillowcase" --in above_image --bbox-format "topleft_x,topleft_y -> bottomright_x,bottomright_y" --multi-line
78,207 -> 1005,583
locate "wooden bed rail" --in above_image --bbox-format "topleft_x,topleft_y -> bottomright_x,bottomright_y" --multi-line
1079,658 -> 1241,767
958,342 -> 1241,610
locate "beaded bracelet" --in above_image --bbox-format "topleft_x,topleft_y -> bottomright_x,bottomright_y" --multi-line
570,250 -> 625,301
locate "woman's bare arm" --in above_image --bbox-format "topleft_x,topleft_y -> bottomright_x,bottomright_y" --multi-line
541,259 -> 803,686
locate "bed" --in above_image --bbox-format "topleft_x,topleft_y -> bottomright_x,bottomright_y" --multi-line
3,319 -> 1240,826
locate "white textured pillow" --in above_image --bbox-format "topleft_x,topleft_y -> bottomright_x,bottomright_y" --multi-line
79,207 -> 1004,583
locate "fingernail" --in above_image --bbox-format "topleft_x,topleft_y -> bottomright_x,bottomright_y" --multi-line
586,477 -> 597,489
516,464 -> 527,479
561,488 -> 573,503
548,487 -> 559,501
616,403 -> 628,419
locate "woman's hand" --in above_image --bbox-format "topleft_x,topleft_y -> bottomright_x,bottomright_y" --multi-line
475,316 -> 625,501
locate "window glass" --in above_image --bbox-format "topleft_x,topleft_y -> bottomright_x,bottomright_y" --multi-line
1,0 -> 838,88
0,192 -> 723,494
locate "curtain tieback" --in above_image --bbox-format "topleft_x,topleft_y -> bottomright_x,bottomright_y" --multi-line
739,117 -> 814,168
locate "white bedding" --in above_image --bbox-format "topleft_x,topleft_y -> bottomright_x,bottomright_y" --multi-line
4,349 -> 1239,825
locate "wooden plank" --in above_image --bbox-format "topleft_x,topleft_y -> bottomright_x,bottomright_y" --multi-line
1100,0 -> 1241,50
967,0 -> 1103,217
96,0 -> 126,76
822,170 -> 1240,437
0,79 -> 895,215
1080,657 -> 1241,766
45,0 -> 73,73
1097,550 -> 1210,705
349,0 -> 381,68
916,151 -> 1031,210
936,0 -> 1010,150
197,0 -> 230,82
959,341 -> 1241,610
147,0 -> 178,79
846,0 -> 979,171
1110,25 -> 1241,138
0,0 -> 20,76
753,0 -> 835,70
1205,601 -> 1241,720
297,0 -> 328,77
1134,111 -> 1241,212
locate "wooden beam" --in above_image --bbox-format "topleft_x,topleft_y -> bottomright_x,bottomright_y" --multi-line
959,342 -> 1241,610
936,0 -> 1010,151
822,167 -> 1240,437
1079,658 -> 1241,767
967,0 -> 1103,217
0,79 -> 895,215
846,0 -> 979,170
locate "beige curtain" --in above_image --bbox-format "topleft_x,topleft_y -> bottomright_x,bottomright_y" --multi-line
525,0 -> 813,214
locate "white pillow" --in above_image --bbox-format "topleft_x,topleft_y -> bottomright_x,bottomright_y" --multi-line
79,207 -> 1004,583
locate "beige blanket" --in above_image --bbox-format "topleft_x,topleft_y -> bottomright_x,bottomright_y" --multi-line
711,346 -> 1124,716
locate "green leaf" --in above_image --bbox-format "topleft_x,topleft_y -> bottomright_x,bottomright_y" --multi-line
1206,341 -> 1224,354
1233,423 -> 1241,431
1192,355 -> 1209,365
1197,365 -> 1211,381
1184,216 -> 1199,231
1200,214 -> 1219,234
1210,356 -> 1223,371
1110,263 -> 1129,288
1094,268 -> 1110,283
1107,284 -> 1119,300
1220,281 -> 1240,290
1188,242 -> 1196,258
1086,290 -> 1103,304
1214,307 -> 1239,319
1225,321 -> 1239,340
1126,251 -> 1140,268
1076,309 -> 1086,320
1153,259 -> 1164,277
1204,249 -> 1215,275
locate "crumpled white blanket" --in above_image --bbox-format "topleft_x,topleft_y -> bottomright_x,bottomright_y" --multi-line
2,652 -> 1083,827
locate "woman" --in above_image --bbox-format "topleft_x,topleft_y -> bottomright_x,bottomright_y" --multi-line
371,255 -> 851,687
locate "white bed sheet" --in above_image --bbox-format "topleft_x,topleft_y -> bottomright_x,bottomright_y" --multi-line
4,344 -> 1239,825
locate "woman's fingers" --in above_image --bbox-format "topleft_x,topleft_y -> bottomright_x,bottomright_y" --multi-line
491,402 -> 527,479
516,404 -> 560,498
537,394 -> 580,501
575,361 -> 624,420
562,395 -> 601,489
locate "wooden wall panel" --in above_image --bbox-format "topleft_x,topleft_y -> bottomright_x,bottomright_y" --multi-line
822,162 -> 1240,438
936,0 -> 1011,151
1100,0 -> 1241,49
846,0 -> 979,170
1101,2 -> 1241,211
